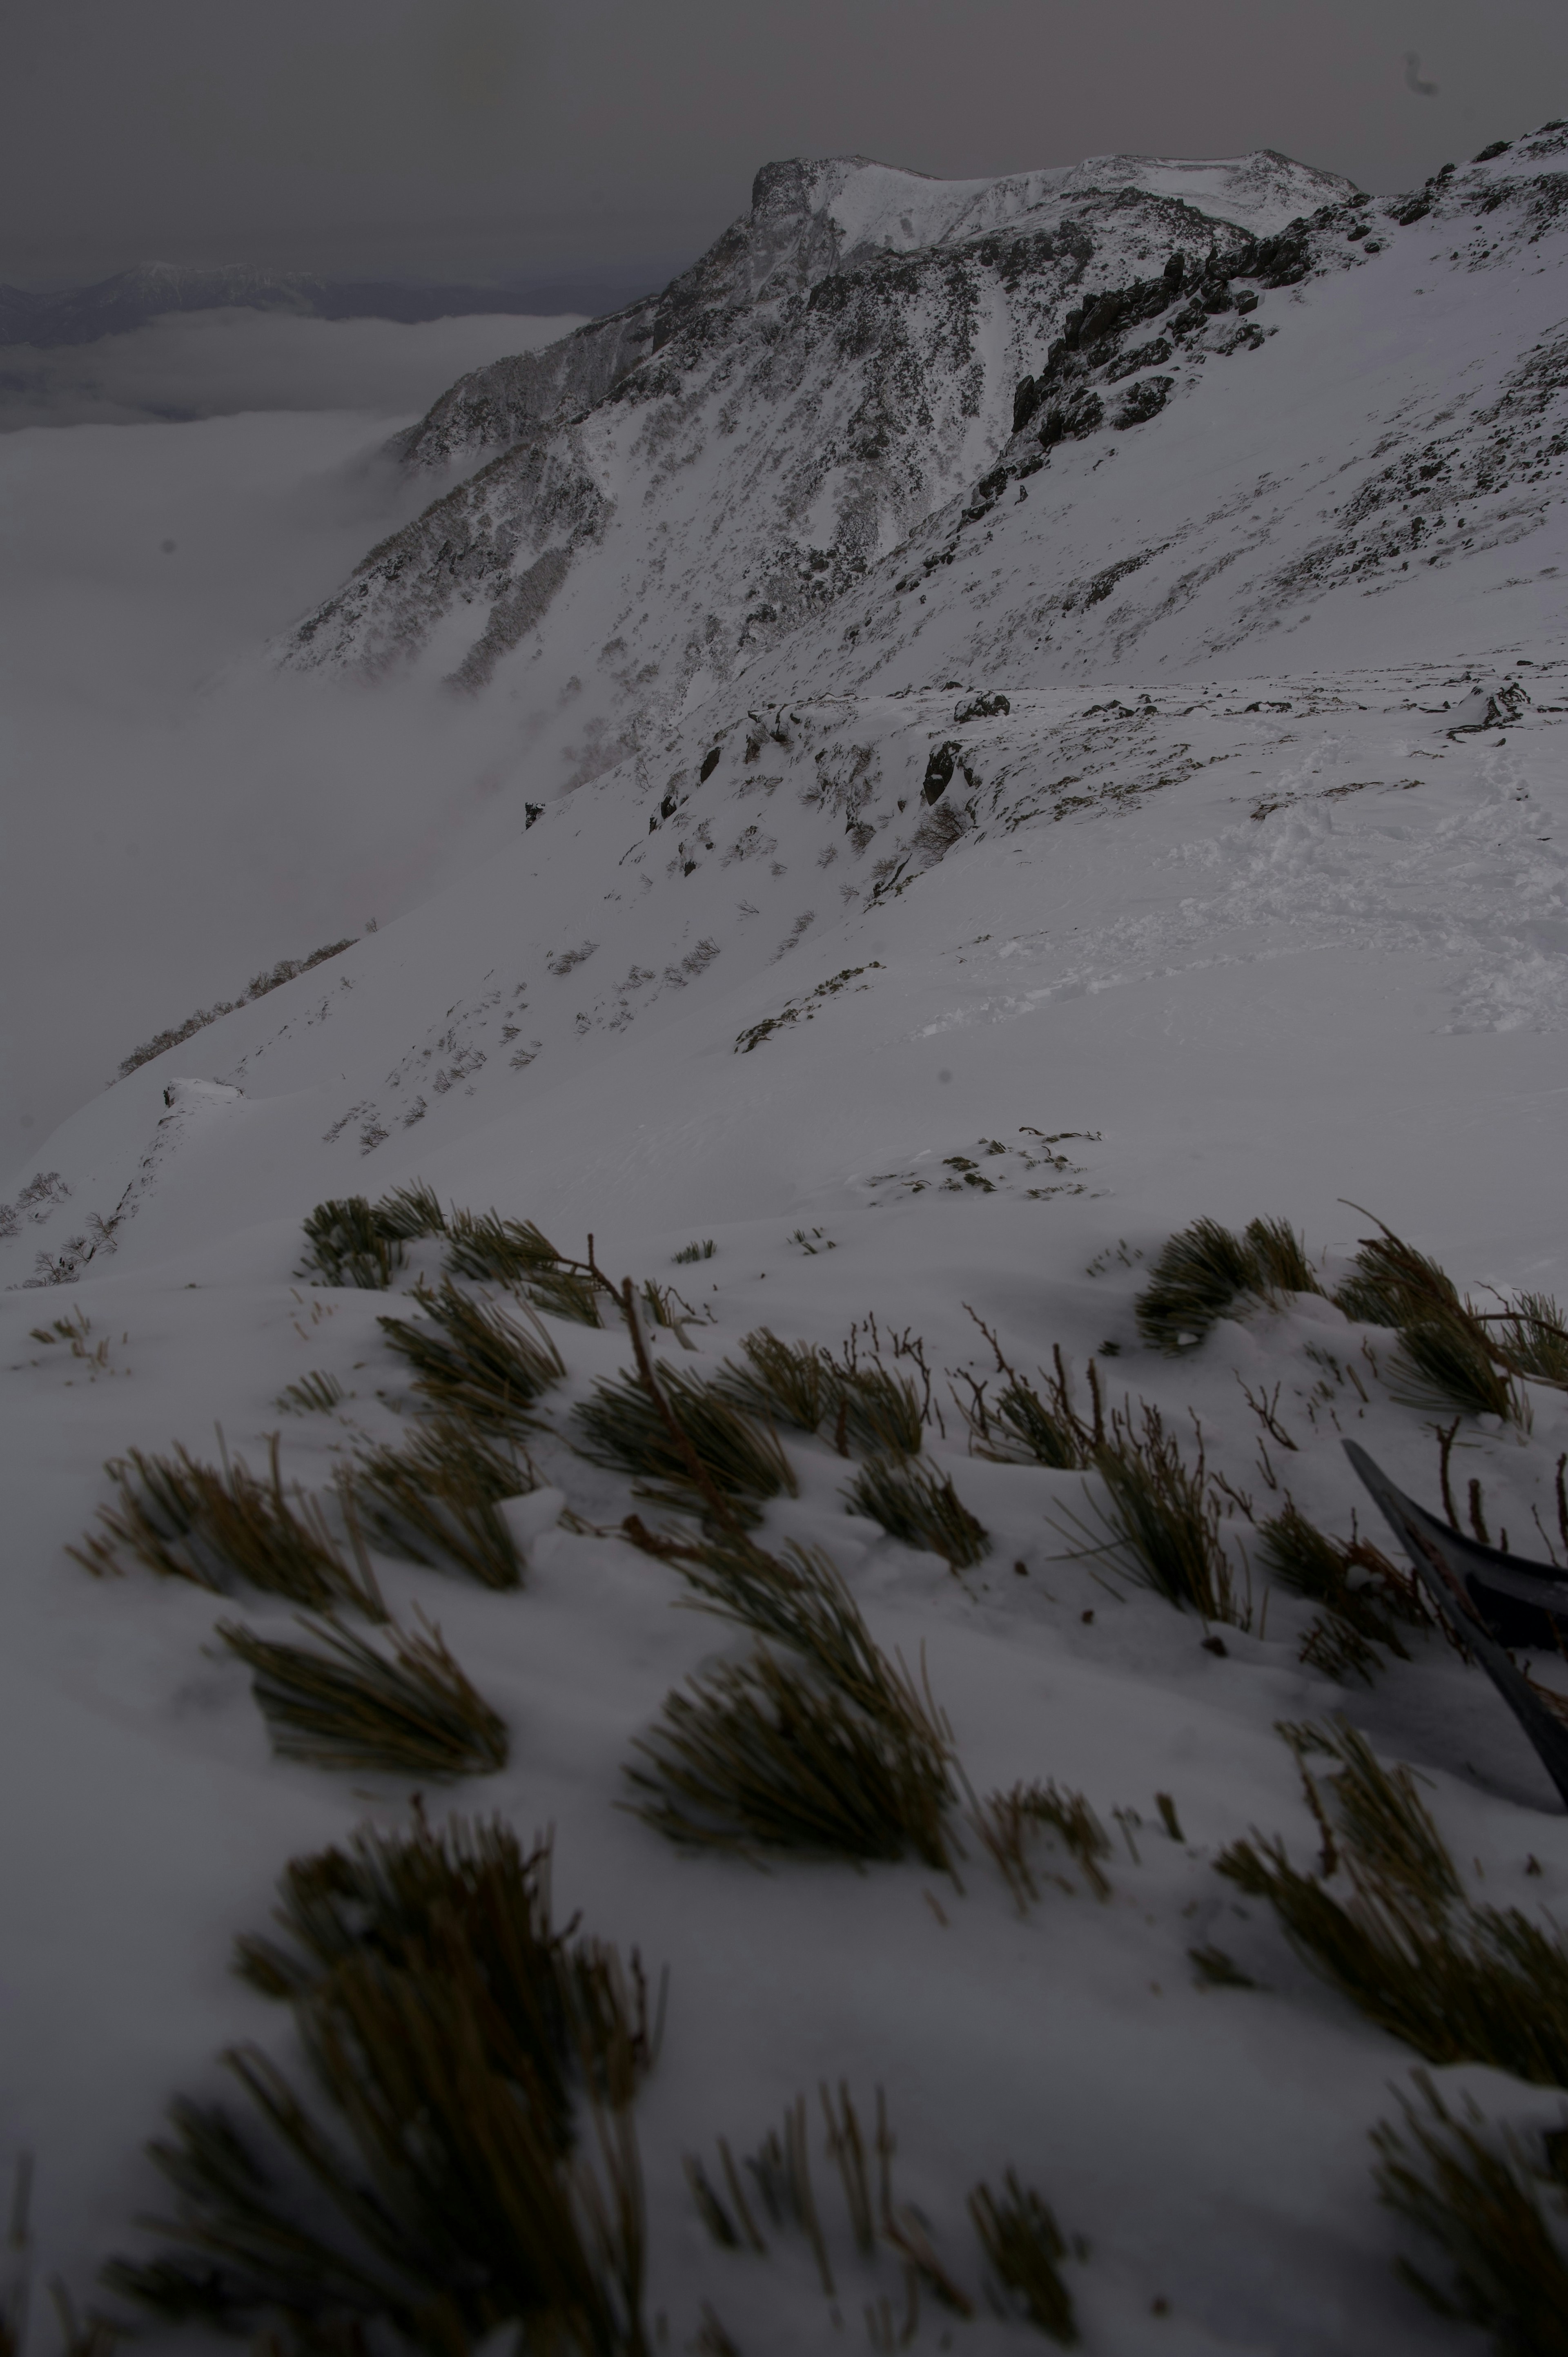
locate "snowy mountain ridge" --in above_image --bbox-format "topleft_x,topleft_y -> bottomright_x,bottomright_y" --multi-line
284,127 -> 1566,806
394,147 -> 1355,473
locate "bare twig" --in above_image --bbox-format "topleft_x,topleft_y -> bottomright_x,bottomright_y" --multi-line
1236,1374 -> 1298,1452
1434,1418 -> 1462,1533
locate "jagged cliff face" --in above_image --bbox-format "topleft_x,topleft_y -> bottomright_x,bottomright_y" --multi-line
285,147 -> 1356,786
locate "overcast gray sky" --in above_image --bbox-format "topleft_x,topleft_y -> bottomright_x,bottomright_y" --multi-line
3,0 -> 1564,289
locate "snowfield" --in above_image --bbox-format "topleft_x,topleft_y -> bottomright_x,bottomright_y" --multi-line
5,124 -> 1568,2357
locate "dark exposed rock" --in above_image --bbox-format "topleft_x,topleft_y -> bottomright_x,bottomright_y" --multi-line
1113,376 -> 1173,429
1238,225 -> 1312,287
1012,374 -> 1042,432
920,740 -> 981,806
1474,140 -> 1514,162
1107,335 -> 1173,381
922,741 -> 963,802
954,693 -> 1011,722
1039,389 -> 1105,447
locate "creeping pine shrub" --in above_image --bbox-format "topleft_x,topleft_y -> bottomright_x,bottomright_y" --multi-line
441,1207 -> 614,1325
573,1365 -> 796,1526
1218,1719 -> 1568,2087
844,1455 -> 990,1568
1334,1217 -> 1524,1423
107,1816 -> 652,2355
276,1370 -> 344,1416
299,1200 -> 400,1289
628,1652 -> 955,1868
835,1364 -> 926,1457
443,1208 -> 558,1286
522,1262 -> 608,1327
298,1185 -> 446,1287
71,1436 -> 385,1619
232,1815 -> 660,2117
1258,1500 -> 1424,1685
343,1418 -> 532,1590
686,2091 -> 848,2288
220,1611 -> 509,1779
971,1782 -> 1113,1911
373,1181 -> 447,1241
1056,1400 -> 1248,1626
1373,2072 -> 1568,2356
117,936 -> 357,1079
1493,1292 -> 1568,1389
626,1536 -> 959,1869
715,1330 -> 839,1434
969,2173 -> 1081,2346
686,2086 -> 1048,2331
966,1371 -> 1095,1470
711,1329 -> 926,1456
1135,1215 -> 1323,1352
379,1281 -> 565,1433
685,2083 -> 978,2320
953,1330 -> 1101,1470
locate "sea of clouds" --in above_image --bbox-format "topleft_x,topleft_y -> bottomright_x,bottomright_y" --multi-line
0,309 -> 581,1160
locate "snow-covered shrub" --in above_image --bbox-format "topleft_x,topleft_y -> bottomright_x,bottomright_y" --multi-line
715,1328 -> 838,1434
1135,1213 -> 1322,1353
521,1260 -> 607,1327
573,1365 -> 796,1526
627,1535 -> 959,1868
969,2170 -> 1081,2345
71,1435 -> 384,1618
116,936 -> 357,1079
1257,1500 -> 1425,1685
1334,1218 -> 1525,1423
443,1205 -> 559,1285
971,1780 -> 1113,1912
1064,1400 -> 1247,1626
379,1280 -> 565,1433
1494,1291 -> 1568,1388
1218,1719 -> 1568,2085
956,1342 -> 1100,1471
1373,2071 -> 1568,2352
219,1609 -> 507,1779
342,1416 -> 533,1590
298,1194 -> 406,1289
844,1454 -> 990,1569
373,1179 -> 447,1241
626,1644 -> 955,1867
107,1817 -> 649,2349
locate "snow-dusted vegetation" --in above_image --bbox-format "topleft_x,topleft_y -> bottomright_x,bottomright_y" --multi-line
6,122 -> 1568,2357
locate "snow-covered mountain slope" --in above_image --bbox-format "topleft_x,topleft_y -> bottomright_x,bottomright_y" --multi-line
284,148 -> 1360,738
9,123 -> 1568,2357
281,132 -> 1564,783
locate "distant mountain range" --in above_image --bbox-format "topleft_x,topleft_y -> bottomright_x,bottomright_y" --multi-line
0,261 -> 664,347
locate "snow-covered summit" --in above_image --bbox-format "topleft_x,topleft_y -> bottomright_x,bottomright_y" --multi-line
289,123 -> 1566,820
395,144 -> 1354,472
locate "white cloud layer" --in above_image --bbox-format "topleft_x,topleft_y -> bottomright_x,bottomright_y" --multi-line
0,313 -> 579,1153
0,306 -> 583,429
